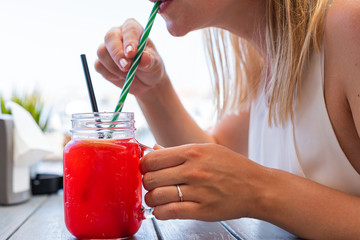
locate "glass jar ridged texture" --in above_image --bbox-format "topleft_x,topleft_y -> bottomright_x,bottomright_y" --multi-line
71,112 -> 136,140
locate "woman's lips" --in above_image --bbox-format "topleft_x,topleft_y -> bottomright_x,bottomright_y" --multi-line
159,0 -> 173,14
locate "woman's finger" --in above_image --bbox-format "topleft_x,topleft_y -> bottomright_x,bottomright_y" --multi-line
94,60 -> 127,88
153,144 -> 164,150
97,44 -> 126,76
145,185 -> 183,207
145,184 -> 201,207
137,51 -> 153,71
153,202 -> 201,220
143,165 -> 187,191
94,60 -> 120,81
140,147 -> 186,174
104,27 -> 127,71
121,18 -> 143,59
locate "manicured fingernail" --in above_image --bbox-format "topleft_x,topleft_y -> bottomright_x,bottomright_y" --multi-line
126,45 -> 133,54
119,58 -> 127,68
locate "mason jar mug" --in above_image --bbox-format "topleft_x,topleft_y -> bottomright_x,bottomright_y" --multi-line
63,112 -> 150,239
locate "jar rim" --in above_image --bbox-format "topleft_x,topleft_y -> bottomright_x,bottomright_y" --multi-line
70,112 -> 135,139
72,112 -> 134,119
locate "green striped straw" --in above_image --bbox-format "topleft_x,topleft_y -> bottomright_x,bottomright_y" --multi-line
113,1 -> 160,115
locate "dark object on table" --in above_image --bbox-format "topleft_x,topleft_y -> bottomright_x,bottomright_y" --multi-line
31,174 -> 63,195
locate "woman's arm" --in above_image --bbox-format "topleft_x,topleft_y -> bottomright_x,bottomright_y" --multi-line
138,81 -> 250,153
136,76 -> 215,146
258,168 -> 360,239
140,143 -> 360,239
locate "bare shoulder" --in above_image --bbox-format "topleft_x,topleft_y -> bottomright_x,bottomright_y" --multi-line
325,0 -> 360,98
325,0 -> 360,53
326,0 -> 360,34
323,0 -> 360,170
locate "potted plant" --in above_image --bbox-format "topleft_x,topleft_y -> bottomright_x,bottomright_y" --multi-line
0,91 -> 51,132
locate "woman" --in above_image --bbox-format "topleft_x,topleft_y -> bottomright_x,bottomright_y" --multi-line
95,0 -> 360,238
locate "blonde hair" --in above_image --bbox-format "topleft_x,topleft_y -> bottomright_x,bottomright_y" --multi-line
205,0 -> 331,125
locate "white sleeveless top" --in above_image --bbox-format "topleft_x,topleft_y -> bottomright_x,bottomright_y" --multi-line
248,46 -> 360,196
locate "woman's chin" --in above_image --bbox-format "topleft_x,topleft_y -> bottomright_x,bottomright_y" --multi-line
166,22 -> 189,37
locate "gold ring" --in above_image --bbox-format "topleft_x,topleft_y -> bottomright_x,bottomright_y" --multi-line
176,185 -> 184,202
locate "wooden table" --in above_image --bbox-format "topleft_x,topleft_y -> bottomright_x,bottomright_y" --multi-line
0,192 -> 299,240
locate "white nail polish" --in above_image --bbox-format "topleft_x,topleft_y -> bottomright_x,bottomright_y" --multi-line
126,45 -> 133,54
119,58 -> 127,68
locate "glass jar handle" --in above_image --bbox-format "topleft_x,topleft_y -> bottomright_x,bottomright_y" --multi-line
139,143 -> 154,219
139,143 -> 154,158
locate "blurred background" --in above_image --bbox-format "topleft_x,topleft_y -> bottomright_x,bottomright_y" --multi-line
0,0 -> 214,150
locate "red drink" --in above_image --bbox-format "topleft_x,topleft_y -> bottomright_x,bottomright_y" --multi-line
63,138 -> 143,239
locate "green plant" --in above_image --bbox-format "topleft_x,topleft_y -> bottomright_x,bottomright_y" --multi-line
0,96 -> 11,114
0,91 -> 51,132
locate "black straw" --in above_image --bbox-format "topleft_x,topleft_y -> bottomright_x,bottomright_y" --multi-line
81,54 -> 99,112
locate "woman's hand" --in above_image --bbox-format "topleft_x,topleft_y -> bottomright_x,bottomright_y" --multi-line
140,143 -> 269,221
95,19 -> 167,98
